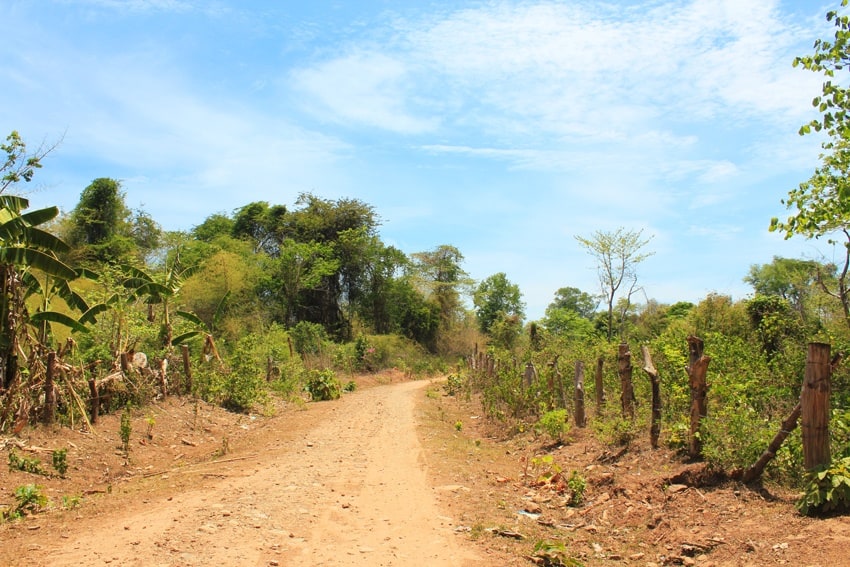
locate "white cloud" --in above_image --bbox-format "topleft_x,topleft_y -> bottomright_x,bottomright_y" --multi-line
290,51 -> 438,134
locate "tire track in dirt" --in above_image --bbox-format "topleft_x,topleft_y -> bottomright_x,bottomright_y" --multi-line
14,380 -> 480,567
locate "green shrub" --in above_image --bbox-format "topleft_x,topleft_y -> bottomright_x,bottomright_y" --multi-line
222,333 -> 268,411
290,321 -> 327,355
702,403 -> 774,473
13,484 -> 48,517
306,369 -> 341,401
567,470 -> 587,506
537,409 -> 571,443
52,449 -> 68,478
591,412 -> 636,447
797,456 -> 850,516
8,451 -> 47,476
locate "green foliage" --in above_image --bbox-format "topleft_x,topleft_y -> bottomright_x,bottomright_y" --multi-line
454,420 -> 463,431
342,380 -> 356,392
290,321 -> 327,355
530,454 -> 562,483
702,403 -> 774,472
8,451 -> 47,476
537,409 -> 570,443
567,470 -> 587,506
591,411 -> 637,447
1,130 -> 46,191
532,540 -> 585,567
120,404 -> 132,454
52,449 -> 68,477
306,369 -> 341,401
473,272 -> 525,334
61,494 -> 82,510
222,333 -> 268,411
797,456 -> 850,516
13,484 -> 48,517
443,373 -> 465,396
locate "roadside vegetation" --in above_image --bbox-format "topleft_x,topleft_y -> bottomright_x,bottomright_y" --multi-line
3,2 -> 850,537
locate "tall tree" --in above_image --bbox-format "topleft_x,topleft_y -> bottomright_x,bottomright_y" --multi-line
473,272 -> 525,334
575,227 -> 653,342
770,2 -> 850,328
411,244 -> 470,329
68,178 -> 160,264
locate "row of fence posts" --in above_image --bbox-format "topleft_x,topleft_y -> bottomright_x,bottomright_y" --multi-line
468,339 -> 835,477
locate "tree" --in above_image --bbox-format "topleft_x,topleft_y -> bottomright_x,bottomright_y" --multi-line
745,257 -> 824,323
411,244 -> 470,329
575,228 -> 653,342
771,2 -> 850,328
473,272 -> 525,334
68,178 -> 161,264
547,286 -> 598,320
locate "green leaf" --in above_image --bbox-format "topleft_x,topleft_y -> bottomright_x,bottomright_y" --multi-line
29,311 -> 90,334
174,310 -> 205,327
0,247 -> 76,279
171,331 -> 201,346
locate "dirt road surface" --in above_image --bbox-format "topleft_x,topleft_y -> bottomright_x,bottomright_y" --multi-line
10,380 -> 481,567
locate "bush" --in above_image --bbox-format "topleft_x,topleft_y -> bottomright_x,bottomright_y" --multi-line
797,456 -> 850,516
290,321 -> 327,356
537,409 -> 571,443
306,369 -> 341,401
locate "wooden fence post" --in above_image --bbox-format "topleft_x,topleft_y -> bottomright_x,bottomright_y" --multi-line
801,342 -> 831,471
88,378 -> 99,425
595,355 -> 605,414
641,345 -> 661,449
574,360 -> 586,427
43,351 -> 56,425
618,344 -> 635,419
686,336 -> 710,459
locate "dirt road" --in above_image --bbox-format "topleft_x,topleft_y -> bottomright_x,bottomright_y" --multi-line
11,380 -> 481,566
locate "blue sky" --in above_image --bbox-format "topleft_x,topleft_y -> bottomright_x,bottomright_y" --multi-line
0,0 -> 842,320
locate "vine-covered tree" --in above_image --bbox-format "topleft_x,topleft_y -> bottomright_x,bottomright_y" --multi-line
68,178 -> 161,265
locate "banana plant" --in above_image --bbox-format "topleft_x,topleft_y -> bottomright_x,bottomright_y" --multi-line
120,249 -> 203,348
0,195 -> 79,390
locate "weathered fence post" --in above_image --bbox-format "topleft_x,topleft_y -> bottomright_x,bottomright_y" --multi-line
574,360 -> 586,427
88,378 -> 99,425
686,336 -> 710,459
595,355 -> 605,414
801,342 -> 831,471
618,344 -> 635,419
43,351 -> 56,425
641,345 -> 661,449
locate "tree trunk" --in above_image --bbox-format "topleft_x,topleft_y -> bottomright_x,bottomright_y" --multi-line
88,378 -> 99,425
618,344 -> 635,419
686,336 -> 710,459
641,345 -> 661,449
574,360 -> 586,427
801,342 -> 831,471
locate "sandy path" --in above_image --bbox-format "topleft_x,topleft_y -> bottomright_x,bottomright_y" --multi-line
15,380 -> 479,567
